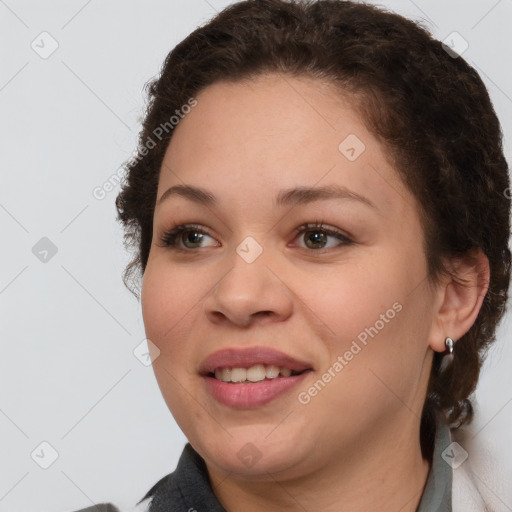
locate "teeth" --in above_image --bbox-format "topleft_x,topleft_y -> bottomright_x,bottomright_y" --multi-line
213,364 -> 300,383
247,364 -> 266,382
279,367 -> 292,377
214,368 -> 232,382
265,365 -> 280,379
231,367 -> 247,382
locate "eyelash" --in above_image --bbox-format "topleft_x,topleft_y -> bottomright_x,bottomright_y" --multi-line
157,220 -> 353,253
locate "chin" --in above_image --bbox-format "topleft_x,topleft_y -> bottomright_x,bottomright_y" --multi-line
192,428 -> 310,477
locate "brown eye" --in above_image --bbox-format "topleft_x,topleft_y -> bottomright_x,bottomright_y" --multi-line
158,224 -> 217,250
294,222 -> 353,251
303,229 -> 329,249
178,229 -> 205,248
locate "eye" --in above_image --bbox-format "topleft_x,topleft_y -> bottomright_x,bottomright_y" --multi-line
156,220 -> 353,252
292,221 -> 353,251
157,223 -> 218,250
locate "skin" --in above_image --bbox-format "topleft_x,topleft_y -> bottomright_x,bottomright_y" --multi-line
141,73 -> 489,511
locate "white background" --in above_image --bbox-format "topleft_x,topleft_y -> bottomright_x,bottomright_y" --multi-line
1,1 -> 511,511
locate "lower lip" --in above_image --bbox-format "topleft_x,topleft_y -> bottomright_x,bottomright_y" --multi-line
203,372 -> 311,408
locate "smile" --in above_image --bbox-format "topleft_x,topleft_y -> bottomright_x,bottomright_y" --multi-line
212,364 -> 305,383
199,346 -> 313,407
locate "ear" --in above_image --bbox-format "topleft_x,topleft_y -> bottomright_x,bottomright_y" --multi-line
429,248 -> 490,352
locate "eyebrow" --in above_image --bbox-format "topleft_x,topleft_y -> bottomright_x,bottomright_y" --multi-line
157,183 -> 377,210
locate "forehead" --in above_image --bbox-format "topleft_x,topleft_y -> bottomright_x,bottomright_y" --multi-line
157,73 -> 413,218
169,73 -> 363,162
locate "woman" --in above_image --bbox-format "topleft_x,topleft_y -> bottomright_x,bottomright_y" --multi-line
74,0 -> 510,510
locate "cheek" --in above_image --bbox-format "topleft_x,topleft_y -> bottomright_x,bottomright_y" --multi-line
304,247 -> 430,386
141,262 -> 200,421
301,258 -> 402,348
141,260 -> 197,352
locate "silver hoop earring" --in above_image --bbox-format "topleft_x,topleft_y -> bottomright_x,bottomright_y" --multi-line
439,336 -> 455,373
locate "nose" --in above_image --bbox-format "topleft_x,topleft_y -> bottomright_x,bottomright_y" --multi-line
203,246 -> 293,328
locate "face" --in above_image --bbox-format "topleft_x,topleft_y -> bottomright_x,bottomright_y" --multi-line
141,73 -> 438,479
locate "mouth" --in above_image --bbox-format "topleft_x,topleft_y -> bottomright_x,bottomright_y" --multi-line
199,346 -> 314,408
209,364 -> 307,383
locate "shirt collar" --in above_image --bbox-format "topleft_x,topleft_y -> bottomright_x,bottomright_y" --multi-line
417,410 -> 453,511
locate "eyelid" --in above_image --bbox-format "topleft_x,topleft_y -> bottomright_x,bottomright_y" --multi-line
156,220 -> 354,251
293,221 -> 352,241
290,221 -> 353,251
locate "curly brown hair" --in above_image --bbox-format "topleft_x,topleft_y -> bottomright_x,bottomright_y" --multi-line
115,0 -> 511,450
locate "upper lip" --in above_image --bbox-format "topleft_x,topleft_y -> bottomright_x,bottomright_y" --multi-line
199,346 -> 314,375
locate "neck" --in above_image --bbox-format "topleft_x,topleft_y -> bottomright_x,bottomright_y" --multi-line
206,414 -> 432,512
